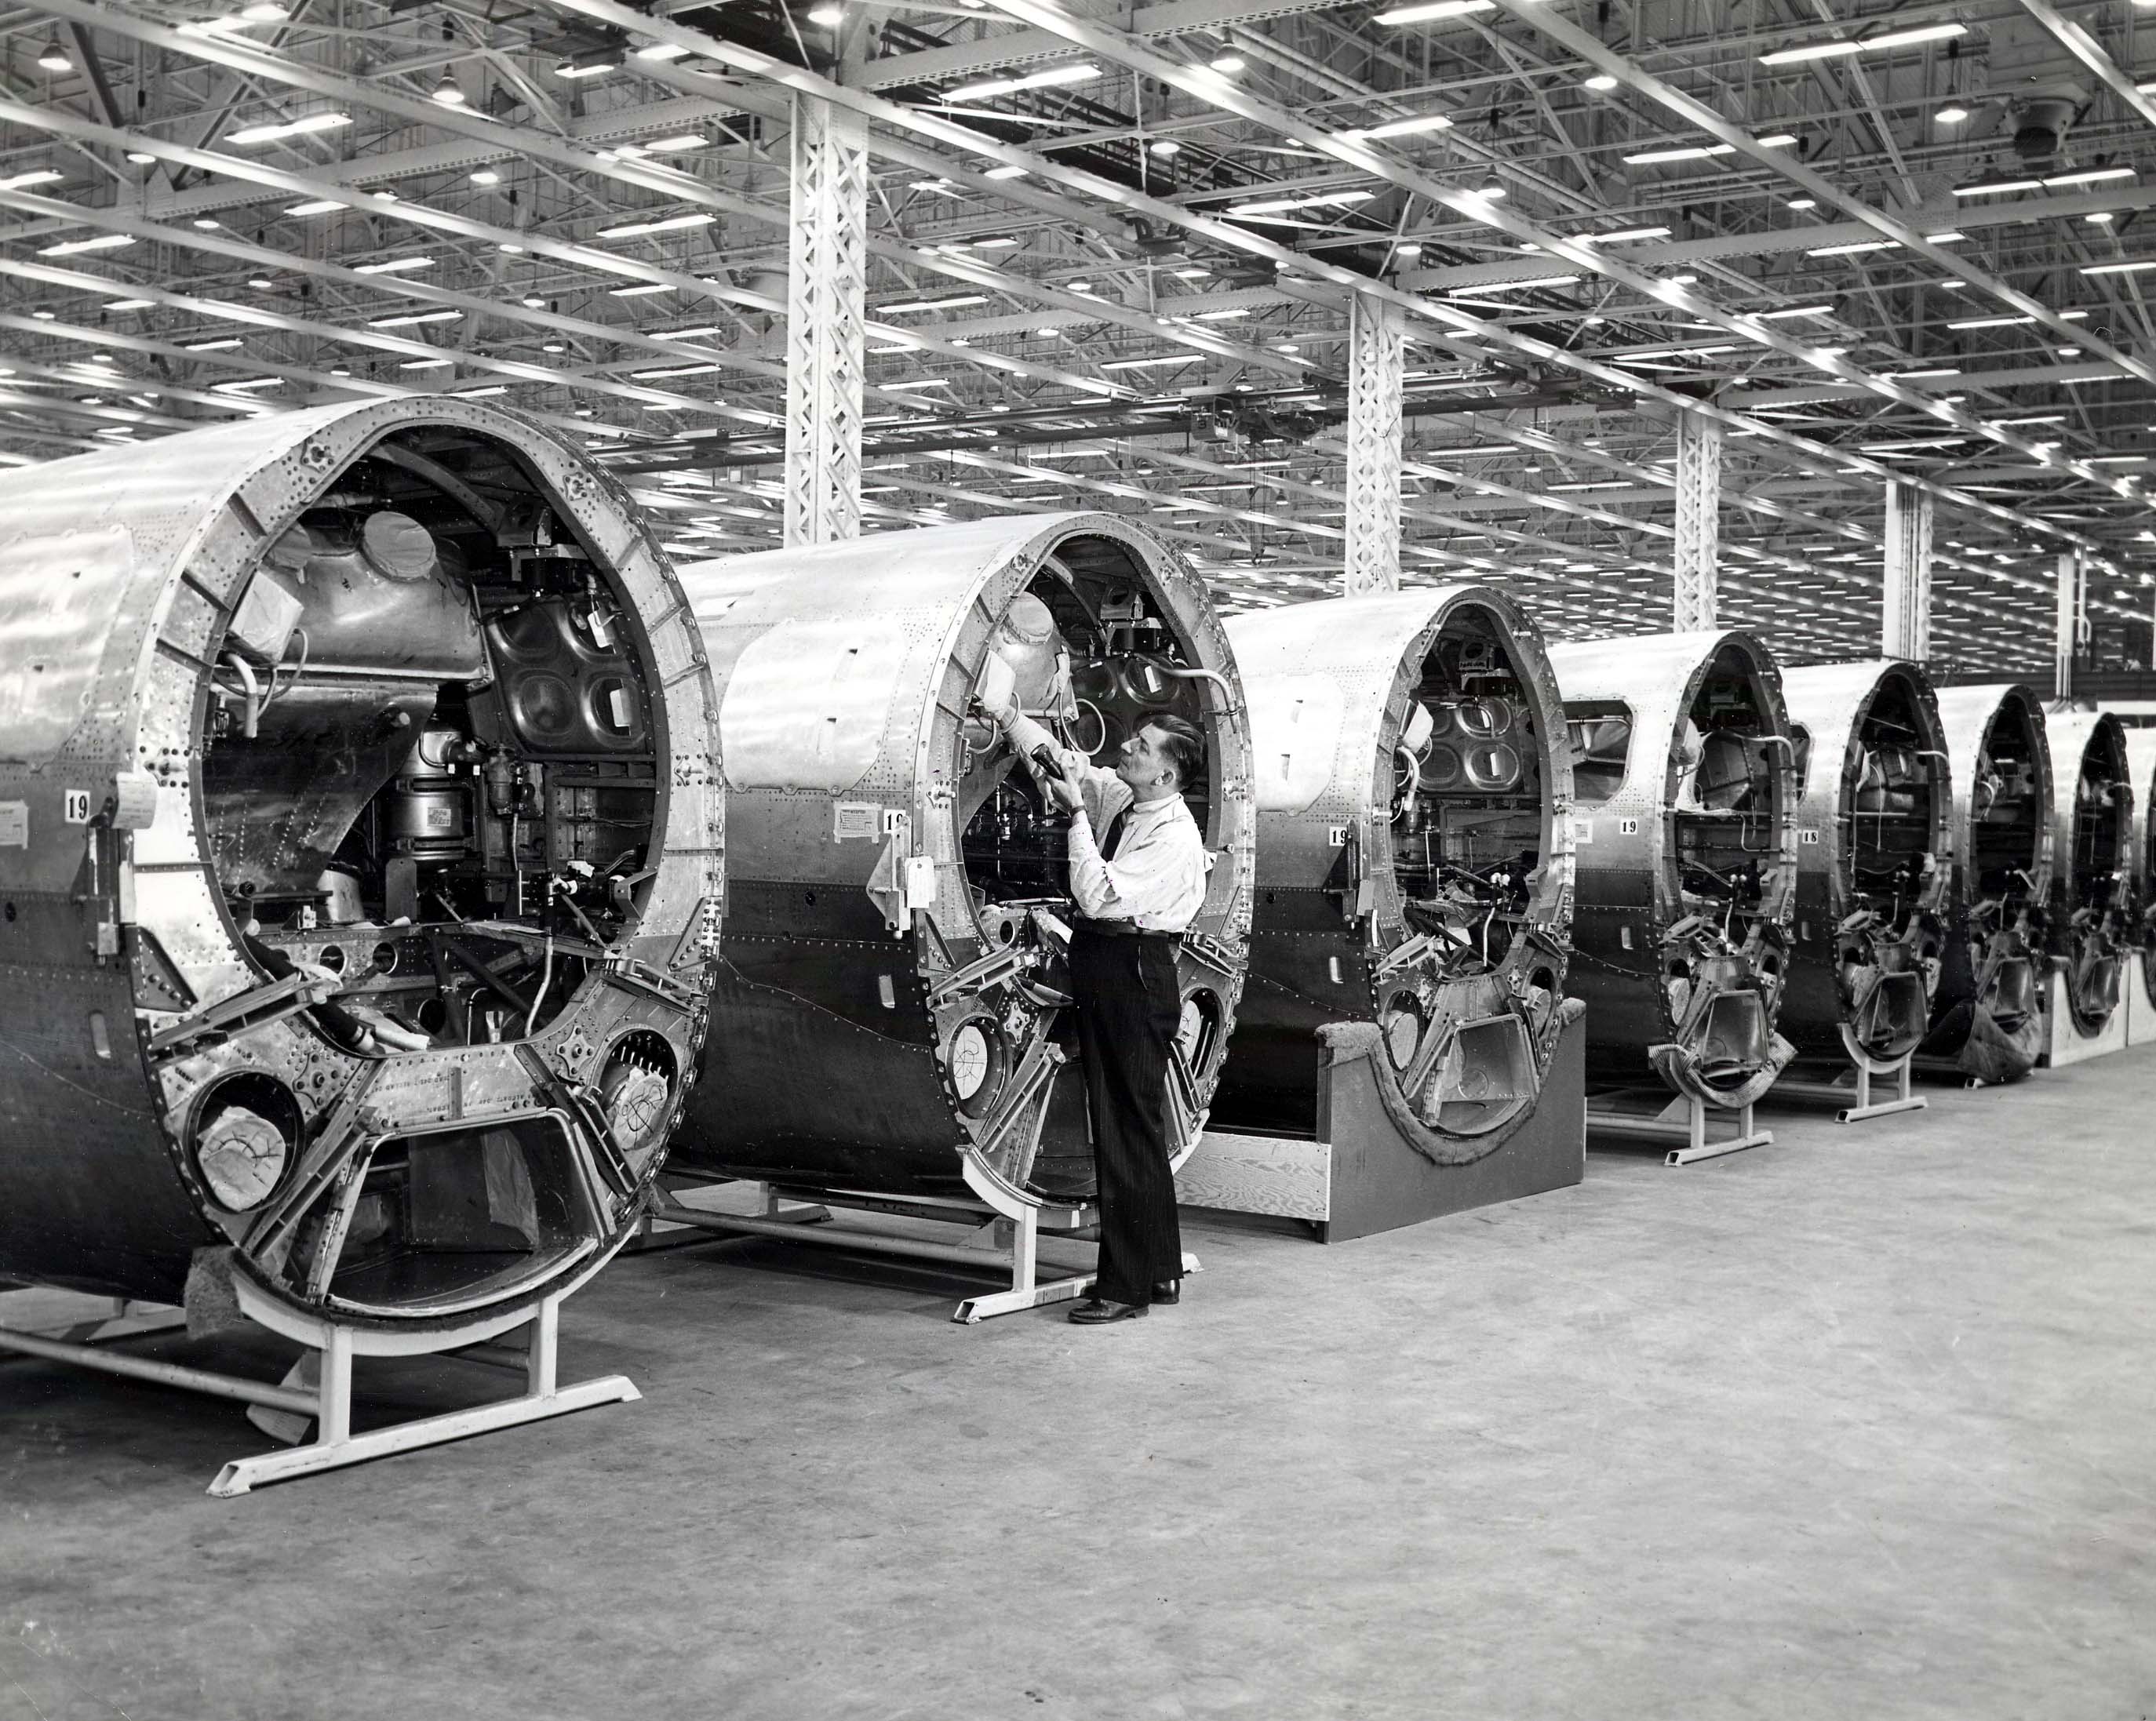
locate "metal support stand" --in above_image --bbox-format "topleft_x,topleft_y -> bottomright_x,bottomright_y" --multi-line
647,1163 -> 1200,1324
1769,1051 -> 1927,1125
1342,290 -> 1405,597
0,1275 -> 639,1498
1586,1089 -> 1773,1166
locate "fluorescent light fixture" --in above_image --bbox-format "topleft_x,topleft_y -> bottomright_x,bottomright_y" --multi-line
1947,309 -> 2087,328
1807,238 -> 1898,256
225,111 -> 351,145
945,64 -> 1098,100
644,135 -> 709,153
636,41 -> 690,60
285,198 -> 343,216
0,169 -> 63,191
454,386 -> 510,398
1926,230 -> 1966,242
1952,175 -> 2045,196
1449,275 -> 1582,293
398,358 -> 457,370
597,212 -> 716,238
1101,355 -> 1199,370
1884,366 -> 1961,379
353,256 -> 435,274
368,310 -> 463,328
38,233 -> 134,256
2080,259 -> 2156,275
1623,143 -> 1735,165
1340,113 -> 1455,141
983,164 -> 1029,180
554,51 -> 621,78
610,282 -> 672,297
2044,166 -> 2136,188
881,294 -> 989,312
1375,0 -> 1493,21
1994,413 -> 2066,425
210,377 -> 283,392
1228,188 -> 1375,216
470,169 -> 501,186
632,362 -> 726,377
1760,21 -> 1962,64
1581,224 -> 1671,243
185,337 -> 245,351
105,298 -> 155,311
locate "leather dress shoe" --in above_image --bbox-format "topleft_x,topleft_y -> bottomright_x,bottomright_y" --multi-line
1069,1297 -> 1147,1325
1151,1279 -> 1181,1305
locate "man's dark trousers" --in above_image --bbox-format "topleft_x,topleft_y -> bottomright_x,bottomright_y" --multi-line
1069,926 -> 1185,1304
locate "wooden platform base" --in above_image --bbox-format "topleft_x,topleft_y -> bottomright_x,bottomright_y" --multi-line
1177,1010 -> 1586,1241
2041,966 -> 2134,1067
2125,959 -> 2156,1049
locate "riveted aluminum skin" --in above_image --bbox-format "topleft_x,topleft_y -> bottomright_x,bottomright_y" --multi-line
1544,631 -> 1797,1108
2043,709 -> 2135,1034
2121,726 -> 2156,995
1215,588 -> 1574,1159
1777,661 -> 1950,1065
668,513 -> 1253,1204
0,399 -> 722,1330
1920,685 -> 2052,1080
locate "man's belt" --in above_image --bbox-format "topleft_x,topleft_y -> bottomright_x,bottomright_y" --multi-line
1071,917 -> 1183,941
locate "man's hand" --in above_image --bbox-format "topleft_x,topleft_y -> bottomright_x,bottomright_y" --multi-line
1043,769 -> 1085,816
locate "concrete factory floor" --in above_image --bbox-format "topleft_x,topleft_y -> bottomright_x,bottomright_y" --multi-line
4,1051 -> 2154,1721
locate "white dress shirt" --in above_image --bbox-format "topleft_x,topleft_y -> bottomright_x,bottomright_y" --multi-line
1005,714 -> 1211,933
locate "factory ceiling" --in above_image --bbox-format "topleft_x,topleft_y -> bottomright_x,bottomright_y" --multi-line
5,0 -> 2156,671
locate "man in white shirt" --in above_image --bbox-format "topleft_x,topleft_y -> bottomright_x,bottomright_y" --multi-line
981,686 -> 1210,1325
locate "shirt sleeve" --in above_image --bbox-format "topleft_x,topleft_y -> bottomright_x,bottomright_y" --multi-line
1003,712 -> 1121,803
1068,803 -> 1208,929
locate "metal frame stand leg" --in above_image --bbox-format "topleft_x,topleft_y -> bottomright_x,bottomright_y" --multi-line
1586,1090 -> 1774,1166
646,1166 -> 1201,1325
1770,1048 -> 1928,1125
0,1282 -> 640,1498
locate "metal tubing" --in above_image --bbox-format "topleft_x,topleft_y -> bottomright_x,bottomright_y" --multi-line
648,1204 -> 1030,1272
0,1327 -> 319,1416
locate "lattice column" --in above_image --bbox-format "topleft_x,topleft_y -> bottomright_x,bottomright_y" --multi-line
1673,409 -> 1722,631
1343,290 -> 1405,595
2056,550 -> 2082,702
1881,480 -> 1934,661
783,93 -> 869,548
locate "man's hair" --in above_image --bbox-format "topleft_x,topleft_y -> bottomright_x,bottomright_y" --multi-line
1144,715 -> 1206,791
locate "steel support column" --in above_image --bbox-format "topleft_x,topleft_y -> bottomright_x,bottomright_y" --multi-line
783,93 -> 869,548
2056,550 -> 2085,701
1673,410 -> 1721,631
1881,480 -> 1933,661
1343,290 -> 1405,595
